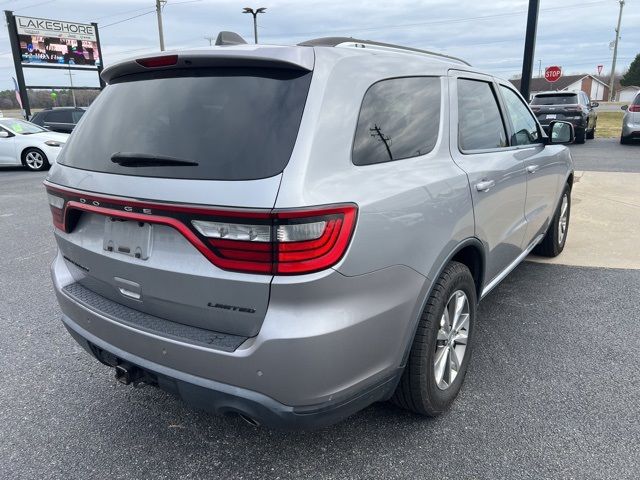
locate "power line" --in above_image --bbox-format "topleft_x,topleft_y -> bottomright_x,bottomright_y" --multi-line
101,10 -> 156,29
260,0 -> 609,39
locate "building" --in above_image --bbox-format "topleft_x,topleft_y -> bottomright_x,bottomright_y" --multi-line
510,74 -> 610,101
616,86 -> 640,103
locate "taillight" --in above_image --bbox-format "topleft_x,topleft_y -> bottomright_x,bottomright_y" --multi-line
136,55 -> 178,68
629,105 -> 640,112
47,193 -> 65,230
44,183 -> 357,276
195,205 -> 357,275
564,106 -> 582,113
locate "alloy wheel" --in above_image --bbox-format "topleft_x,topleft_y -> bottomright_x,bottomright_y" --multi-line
558,193 -> 569,245
434,290 -> 470,390
25,151 -> 44,170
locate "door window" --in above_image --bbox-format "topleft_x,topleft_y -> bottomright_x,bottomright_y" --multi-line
499,86 -> 541,146
457,79 -> 507,151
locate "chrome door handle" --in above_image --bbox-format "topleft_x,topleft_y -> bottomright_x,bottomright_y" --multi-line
527,165 -> 540,174
475,180 -> 495,192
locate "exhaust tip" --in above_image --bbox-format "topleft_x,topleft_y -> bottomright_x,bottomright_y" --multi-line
238,413 -> 261,427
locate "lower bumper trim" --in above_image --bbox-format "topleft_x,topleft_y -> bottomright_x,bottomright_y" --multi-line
63,314 -> 401,430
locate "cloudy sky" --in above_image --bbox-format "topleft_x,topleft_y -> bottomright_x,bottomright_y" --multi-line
0,0 -> 638,90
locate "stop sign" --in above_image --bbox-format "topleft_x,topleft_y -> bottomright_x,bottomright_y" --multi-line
545,66 -> 562,83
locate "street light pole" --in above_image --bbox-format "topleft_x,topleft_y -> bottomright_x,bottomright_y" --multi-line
156,0 -> 167,51
242,7 -> 266,44
519,0 -> 540,100
608,0 -> 625,101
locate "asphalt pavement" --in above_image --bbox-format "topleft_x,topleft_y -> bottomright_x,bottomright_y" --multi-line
1,140 -> 639,479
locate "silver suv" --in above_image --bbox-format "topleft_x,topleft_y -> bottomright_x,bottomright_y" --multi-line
46,37 -> 574,429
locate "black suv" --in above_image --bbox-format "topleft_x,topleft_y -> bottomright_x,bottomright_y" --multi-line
530,91 -> 598,144
30,107 -> 85,133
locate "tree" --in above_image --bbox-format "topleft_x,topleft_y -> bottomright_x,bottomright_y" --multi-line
621,53 -> 640,86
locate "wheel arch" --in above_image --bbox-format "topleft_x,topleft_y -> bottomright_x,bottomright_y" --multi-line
397,237 -> 486,369
20,146 -> 47,167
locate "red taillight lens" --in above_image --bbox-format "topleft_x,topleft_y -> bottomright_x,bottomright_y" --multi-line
47,193 -> 65,230
198,205 -> 358,275
136,55 -> 178,68
629,105 -> 640,112
45,182 -> 358,276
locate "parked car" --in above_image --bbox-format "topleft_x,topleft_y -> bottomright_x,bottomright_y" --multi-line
0,118 -> 68,171
30,107 -> 86,133
45,37 -> 575,429
620,92 -> 640,144
530,90 -> 597,144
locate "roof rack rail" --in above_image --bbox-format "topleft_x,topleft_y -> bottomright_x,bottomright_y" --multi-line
298,37 -> 471,66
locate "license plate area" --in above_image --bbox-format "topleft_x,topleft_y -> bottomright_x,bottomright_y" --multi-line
103,217 -> 153,260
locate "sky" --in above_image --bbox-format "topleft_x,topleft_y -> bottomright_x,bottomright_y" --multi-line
0,0 -> 638,90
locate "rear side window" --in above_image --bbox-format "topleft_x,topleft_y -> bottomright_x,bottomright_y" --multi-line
71,110 -> 84,123
352,77 -> 441,166
634,94 -> 640,105
531,94 -> 578,105
457,79 -> 507,151
59,68 -> 312,180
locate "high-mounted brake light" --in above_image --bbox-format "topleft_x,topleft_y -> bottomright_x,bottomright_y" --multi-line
44,183 -> 357,276
136,55 -> 178,68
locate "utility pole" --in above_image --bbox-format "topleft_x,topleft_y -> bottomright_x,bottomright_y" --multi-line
156,0 -> 166,51
608,0 -> 625,101
204,35 -> 215,46
519,0 -> 540,100
538,59 -> 542,78
67,68 -> 76,107
242,7 -> 266,44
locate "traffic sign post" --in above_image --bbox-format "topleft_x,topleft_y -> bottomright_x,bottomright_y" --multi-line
544,66 -> 562,83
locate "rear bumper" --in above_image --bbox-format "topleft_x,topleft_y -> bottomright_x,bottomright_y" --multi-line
539,117 -> 587,133
622,121 -> 640,139
52,251 -> 426,428
63,316 -> 400,429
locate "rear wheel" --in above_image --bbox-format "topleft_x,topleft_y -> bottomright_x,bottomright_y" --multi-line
620,134 -> 630,145
534,184 -> 571,257
574,127 -> 586,144
586,123 -> 595,139
392,261 -> 476,416
22,148 -> 49,171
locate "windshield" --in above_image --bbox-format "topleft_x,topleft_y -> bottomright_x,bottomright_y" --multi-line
531,94 -> 578,105
59,67 -> 312,180
0,119 -> 46,135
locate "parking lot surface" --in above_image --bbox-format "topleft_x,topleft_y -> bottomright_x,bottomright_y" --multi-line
1,140 -> 639,479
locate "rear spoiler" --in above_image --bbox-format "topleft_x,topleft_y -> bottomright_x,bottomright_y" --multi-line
101,47 -> 315,84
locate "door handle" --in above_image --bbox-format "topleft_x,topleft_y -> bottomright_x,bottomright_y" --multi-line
475,180 -> 495,192
526,165 -> 540,174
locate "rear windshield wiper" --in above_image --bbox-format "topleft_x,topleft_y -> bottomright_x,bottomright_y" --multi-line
111,152 -> 199,167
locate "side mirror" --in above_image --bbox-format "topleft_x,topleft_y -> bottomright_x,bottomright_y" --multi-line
0,130 -> 11,138
590,101 -> 599,108
621,105 -> 628,111
548,121 -> 574,144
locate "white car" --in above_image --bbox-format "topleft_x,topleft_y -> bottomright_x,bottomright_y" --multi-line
0,118 -> 69,171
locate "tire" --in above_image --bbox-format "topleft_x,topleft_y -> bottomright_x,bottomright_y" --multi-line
533,184 -> 571,257
586,125 -> 595,140
574,127 -> 586,144
620,134 -> 630,145
22,148 -> 49,171
392,261 -> 477,416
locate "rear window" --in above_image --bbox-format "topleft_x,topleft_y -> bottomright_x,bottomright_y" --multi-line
531,94 -> 578,105
59,68 -> 312,180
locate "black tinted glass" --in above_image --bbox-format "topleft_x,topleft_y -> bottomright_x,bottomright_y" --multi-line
531,94 -> 578,105
352,77 -> 441,166
46,110 -> 73,122
458,79 -> 507,151
59,68 -> 312,180
634,94 -> 640,106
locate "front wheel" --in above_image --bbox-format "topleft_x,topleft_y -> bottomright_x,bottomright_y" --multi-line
392,261 -> 476,416
22,148 -> 50,171
534,184 -> 571,257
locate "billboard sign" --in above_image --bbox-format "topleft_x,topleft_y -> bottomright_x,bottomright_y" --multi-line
15,15 -> 100,68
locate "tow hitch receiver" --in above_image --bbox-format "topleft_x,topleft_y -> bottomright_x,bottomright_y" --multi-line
115,362 -> 144,386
